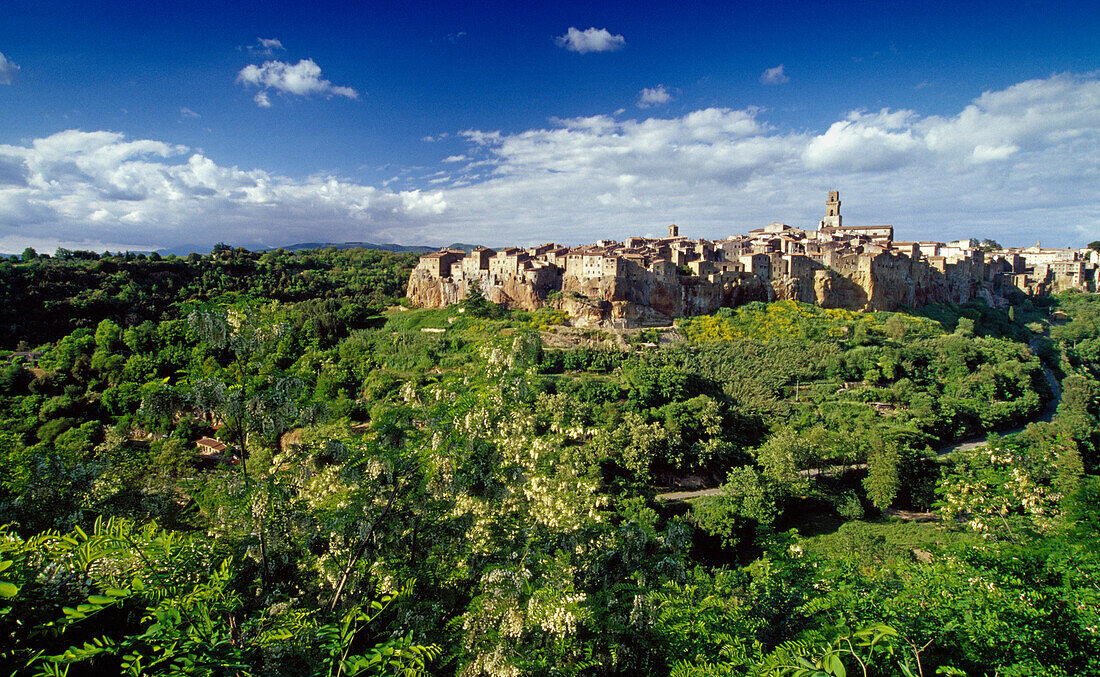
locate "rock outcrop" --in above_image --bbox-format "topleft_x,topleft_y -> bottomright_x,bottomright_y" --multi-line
406,267 -> 556,312
404,192 -> 1097,326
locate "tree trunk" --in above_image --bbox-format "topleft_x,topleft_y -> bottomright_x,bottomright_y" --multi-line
328,480 -> 400,614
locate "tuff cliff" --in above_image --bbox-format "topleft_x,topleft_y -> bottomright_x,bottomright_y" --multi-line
406,268 -> 550,311
404,191 -> 1096,326
406,250 -> 1012,327
407,267 -> 773,326
561,273 -> 771,324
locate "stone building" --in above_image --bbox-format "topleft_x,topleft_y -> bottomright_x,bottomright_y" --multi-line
405,191 -> 1097,326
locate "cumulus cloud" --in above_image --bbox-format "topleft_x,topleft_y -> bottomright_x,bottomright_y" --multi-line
638,85 -> 672,108
803,109 -> 924,171
237,59 -> 357,106
0,52 -> 19,84
803,75 -> 1100,172
0,129 -> 446,252
760,64 -> 789,85
437,74 -> 1100,245
0,74 -> 1096,252
555,27 -> 625,54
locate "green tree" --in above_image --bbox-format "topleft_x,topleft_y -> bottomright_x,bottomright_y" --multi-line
954,317 -> 975,337
864,439 -> 901,510
752,425 -> 816,490
142,304 -> 312,590
692,466 -> 778,549
586,411 -> 670,484
884,313 -> 908,340
462,280 -> 502,318
0,518 -> 440,676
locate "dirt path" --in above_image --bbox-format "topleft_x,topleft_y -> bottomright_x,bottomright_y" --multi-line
934,354 -> 1060,457
882,508 -> 939,522
655,487 -> 723,502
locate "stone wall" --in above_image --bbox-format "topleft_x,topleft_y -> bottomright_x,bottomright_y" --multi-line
407,246 -> 1009,325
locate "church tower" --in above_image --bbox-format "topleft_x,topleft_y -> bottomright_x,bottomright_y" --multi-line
820,191 -> 841,229
668,224 -> 679,238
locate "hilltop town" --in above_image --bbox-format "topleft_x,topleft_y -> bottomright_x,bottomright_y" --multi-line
407,192 -> 1099,326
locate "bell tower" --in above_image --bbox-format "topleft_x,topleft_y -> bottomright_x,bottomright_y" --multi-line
668,224 -> 679,238
820,191 -> 841,229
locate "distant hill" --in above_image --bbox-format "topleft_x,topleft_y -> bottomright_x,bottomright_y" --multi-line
2,242 -> 483,259
268,241 -> 481,253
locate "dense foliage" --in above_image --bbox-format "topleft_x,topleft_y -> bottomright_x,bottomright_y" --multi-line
1,249 -> 1098,676
0,246 -> 417,348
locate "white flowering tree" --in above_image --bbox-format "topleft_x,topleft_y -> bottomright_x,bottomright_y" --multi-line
141,302 -> 312,592
937,428 -> 1082,538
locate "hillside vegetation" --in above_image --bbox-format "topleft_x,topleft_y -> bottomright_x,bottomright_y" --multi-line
1,249 -> 1098,676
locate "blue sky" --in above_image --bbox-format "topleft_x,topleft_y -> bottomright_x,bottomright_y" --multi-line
0,0 -> 1097,253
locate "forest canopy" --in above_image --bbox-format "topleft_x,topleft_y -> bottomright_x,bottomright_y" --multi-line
1,248 -> 1098,676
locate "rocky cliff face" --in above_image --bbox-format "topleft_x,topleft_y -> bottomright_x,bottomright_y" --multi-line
561,273 -> 771,324
772,276 -> 818,304
408,267 -> 774,327
550,294 -> 613,327
406,269 -> 550,311
407,252 -> 1000,326
807,254 -> 996,312
813,269 -> 871,310
405,269 -> 450,308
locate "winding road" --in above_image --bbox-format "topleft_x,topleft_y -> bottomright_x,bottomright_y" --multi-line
933,361 -> 1060,456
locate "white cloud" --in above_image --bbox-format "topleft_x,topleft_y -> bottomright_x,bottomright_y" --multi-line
803,75 -> 1100,173
0,52 -> 19,84
760,64 -> 789,85
638,85 -> 672,108
180,107 -> 200,119
970,143 -> 1019,163
0,130 -> 447,252
435,74 -> 1100,246
803,109 -> 924,171
237,59 -> 358,106
555,27 -> 625,54
247,38 -> 285,56
0,74 -> 1096,252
